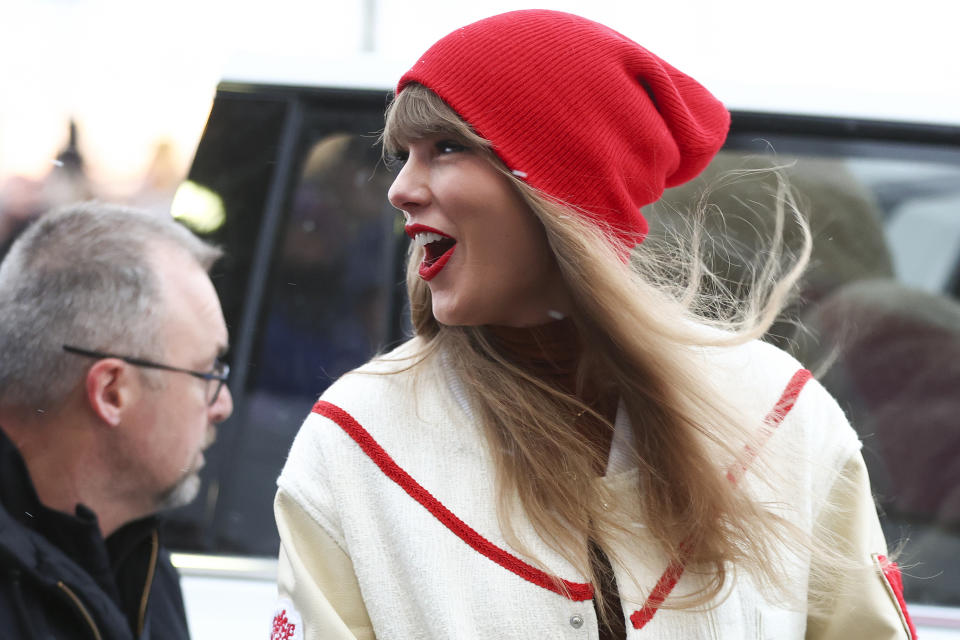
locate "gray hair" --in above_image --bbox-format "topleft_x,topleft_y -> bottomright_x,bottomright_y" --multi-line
0,201 -> 222,410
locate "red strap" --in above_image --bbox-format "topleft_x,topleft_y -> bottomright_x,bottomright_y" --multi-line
877,555 -> 918,639
632,368 -> 812,629
726,368 -> 813,484
312,400 -> 594,601
629,559 -> 686,629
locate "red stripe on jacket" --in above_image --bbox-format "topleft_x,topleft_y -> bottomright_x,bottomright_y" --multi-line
313,367 -> 812,619
312,400 -> 594,601
631,368 -> 812,629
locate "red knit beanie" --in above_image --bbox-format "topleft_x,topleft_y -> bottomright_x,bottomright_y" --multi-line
398,10 -> 730,247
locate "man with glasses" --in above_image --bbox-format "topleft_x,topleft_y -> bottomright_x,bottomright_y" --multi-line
0,202 -> 233,639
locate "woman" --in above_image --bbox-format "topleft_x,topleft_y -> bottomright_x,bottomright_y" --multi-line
272,10 -> 915,640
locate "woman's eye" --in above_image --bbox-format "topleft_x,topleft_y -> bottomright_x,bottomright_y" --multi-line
435,140 -> 467,155
384,151 -> 408,171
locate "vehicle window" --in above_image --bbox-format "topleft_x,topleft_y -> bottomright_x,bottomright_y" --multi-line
178,94 -> 292,345
161,93 -> 293,551
160,89 -> 408,556
205,127 -> 404,556
649,140 -> 960,606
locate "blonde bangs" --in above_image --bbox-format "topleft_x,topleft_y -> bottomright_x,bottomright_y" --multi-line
383,83 -> 490,155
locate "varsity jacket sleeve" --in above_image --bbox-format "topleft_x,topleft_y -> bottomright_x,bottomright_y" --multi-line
805,451 -> 916,640
275,488 -> 374,640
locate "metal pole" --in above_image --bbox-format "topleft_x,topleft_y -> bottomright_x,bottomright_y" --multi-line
361,0 -> 376,52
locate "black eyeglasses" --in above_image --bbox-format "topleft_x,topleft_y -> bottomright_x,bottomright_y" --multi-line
62,344 -> 230,406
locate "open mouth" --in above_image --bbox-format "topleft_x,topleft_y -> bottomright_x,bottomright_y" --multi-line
406,225 -> 457,281
420,233 -> 456,266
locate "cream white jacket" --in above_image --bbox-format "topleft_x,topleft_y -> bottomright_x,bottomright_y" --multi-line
273,337 -> 915,640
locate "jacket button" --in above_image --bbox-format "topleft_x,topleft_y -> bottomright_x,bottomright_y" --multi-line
569,614 -> 584,629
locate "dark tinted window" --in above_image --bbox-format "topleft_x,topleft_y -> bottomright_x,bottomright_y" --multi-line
212,128 -> 403,555
163,92 -> 292,550
182,94 -> 292,341
164,88 -> 406,556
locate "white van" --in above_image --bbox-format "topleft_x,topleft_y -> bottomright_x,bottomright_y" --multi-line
167,56 -> 960,638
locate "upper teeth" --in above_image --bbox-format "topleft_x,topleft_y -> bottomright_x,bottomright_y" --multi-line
414,232 -> 446,248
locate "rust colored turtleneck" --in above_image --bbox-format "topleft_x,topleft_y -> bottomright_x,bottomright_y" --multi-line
485,318 -> 618,456
486,318 -> 626,639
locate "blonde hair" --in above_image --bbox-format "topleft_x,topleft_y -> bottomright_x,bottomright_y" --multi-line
383,84 -> 853,617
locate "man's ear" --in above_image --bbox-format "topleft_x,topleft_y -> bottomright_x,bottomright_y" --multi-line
85,359 -> 139,427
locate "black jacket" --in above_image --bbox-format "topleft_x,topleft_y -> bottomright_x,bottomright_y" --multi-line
0,428 -> 190,639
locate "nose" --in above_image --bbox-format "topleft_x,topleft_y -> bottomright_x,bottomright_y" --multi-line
387,157 -> 430,213
209,383 -> 233,424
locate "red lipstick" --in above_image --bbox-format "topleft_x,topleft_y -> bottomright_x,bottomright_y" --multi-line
405,224 -> 457,281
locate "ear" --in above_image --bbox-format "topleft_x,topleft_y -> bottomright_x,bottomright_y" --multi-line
85,359 -> 139,428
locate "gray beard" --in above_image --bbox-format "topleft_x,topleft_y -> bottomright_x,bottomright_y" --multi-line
156,470 -> 202,511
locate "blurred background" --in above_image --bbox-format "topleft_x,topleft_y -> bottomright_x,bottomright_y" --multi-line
1,0 -> 957,232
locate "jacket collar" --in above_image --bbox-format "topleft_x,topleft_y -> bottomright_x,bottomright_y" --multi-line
0,425 -> 161,633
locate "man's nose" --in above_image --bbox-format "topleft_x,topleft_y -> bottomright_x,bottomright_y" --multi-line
210,384 -> 233,423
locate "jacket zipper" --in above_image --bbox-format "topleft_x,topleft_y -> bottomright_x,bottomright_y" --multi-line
57,581 -> 104,640
137,529 -> 160,635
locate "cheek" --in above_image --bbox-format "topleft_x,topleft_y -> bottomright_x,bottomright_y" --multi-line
163,386 -> 209,446
168,422 -> 207,474
492,217 -> 553,275
477,233 -> 558,310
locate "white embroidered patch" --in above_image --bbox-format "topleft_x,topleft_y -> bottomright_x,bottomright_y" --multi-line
269,599 -> 304,640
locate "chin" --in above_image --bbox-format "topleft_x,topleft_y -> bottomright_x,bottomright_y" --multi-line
431,301 -> 482,327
